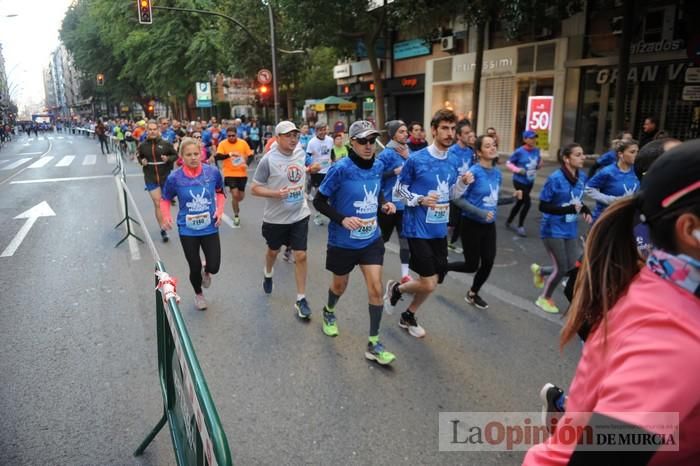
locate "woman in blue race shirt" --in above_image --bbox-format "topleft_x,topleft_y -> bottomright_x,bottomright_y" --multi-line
448,135 -> 521,310
505,130 -> 542,236
531,143 -> 592,314
585,139 -> 640,222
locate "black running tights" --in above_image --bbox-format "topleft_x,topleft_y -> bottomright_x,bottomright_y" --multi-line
507,181 -> 533,227
179,233 -> 221,294
446,218 -> 496,294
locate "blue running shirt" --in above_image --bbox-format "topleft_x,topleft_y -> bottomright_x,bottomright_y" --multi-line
539,169 -> 587,239
447,143 -> 474,175
459,163 -> 502,224
508,145 -> 541,185
377,147 -> 407,211
586,163 -> 639,221
398,147 -> 458,239
162,165 -> 223,236
319,157 -> 385,249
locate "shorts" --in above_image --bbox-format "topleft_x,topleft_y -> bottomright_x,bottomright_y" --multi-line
378,209 -> 403,242
225,176 -> 248,191
448,201 -> 462,228
408,237 -> 448,282
145,181 -> 165,192
262,216 -> 309,251
326,237 -> 384,276
310,173 -> 326,188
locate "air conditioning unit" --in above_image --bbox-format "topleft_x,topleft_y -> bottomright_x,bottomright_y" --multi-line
441,36 -> 455,52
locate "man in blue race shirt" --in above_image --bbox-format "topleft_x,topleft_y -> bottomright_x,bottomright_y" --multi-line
384,109 -> 473,338
447,118 -> 475,254
313,120 -> 397,366
505,130 -> 542,236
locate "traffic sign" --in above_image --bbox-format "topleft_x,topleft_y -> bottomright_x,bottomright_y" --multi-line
257,69 -> 272,85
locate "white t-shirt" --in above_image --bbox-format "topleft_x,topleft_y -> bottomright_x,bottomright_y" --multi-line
253,145 -> 310,224
306,135 -> 334,174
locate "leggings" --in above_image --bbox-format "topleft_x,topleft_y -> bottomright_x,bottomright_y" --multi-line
447,217 -> 496,294
507,181 -> 533,227
540,237 -> 579,299
179,233 -> 221,294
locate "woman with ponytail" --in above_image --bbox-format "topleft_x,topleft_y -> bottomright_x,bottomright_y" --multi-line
524,140 -> 700,465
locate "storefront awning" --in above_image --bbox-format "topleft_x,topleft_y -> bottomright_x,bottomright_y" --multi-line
314,96 -> 357,112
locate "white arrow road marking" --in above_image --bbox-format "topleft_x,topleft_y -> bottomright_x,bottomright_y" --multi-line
107,153 -> 116,164
55,156 -> 75,167
1,201 -> 56,257
82,155 -> 97,165
113,177 -> 140,261
28,156 -> 54,168
1,158 -> 31,170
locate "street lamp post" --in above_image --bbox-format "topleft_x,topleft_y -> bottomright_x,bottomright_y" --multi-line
263,0 -> 279,124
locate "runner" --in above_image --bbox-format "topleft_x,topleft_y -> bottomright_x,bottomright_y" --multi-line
406,121 -> 428,152
306,122 -> 334,225
584,139 -> 639,222
377,119 -> 412,283
446,134 -> 521,309
531,143 -> 592,314
505,130 -> 542,237
588,131 -> 633,178
160,137 -> 225,310
384,109 -> 463,337
313,120 -> 397,365
215,124 -> 253,227
331,132 -> 348,161
136,120 -> 178,242
446,119 -> 475,254
251,121 -> 312,318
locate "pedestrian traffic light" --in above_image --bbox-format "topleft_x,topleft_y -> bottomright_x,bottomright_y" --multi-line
96,73 -> 105,86
137,0 -> 152,25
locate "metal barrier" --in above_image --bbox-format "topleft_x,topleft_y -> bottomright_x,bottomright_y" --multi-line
109,155 -> 233,465
134,261 -> 233,466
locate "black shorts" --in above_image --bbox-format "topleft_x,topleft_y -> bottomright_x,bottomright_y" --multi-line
325,237 -> 384,276
310,173 -> 326,188
448,201 -> 462,228
224,176 -> 248,191
261,216 -> 309,251
408,237 -> 448,282
378,210 -> 403,242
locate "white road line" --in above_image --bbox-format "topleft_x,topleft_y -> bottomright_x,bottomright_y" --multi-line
1,158 -> 32,170
10,174 -> 140,184
114,176 -> 141,261
55,155 -> 75,167
82,154 -> 97,165
0,140 -> 53,187
28,156 -> 54,168
0,160 -> 9,167
106,153 -> 116,164
48,137 -> 54,140
57,136 -> 64,140
18,151 -> 44,156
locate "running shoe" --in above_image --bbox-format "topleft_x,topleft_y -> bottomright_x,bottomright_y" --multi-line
399,310 -> 426,338
365,341 -> 396,365
540,383 -> 565,434
282,247 -> 295,263
313,213 -> 324,226
465,291 -> 489,309
400,275 -> 413,285
263,273 -> 273,294
295,297 -> 312,319
233,216 -> 241,227
160,229 -> 169,243
505,221 -> 516,232
536,296 -> 559,313
447,242 -> 463,254
194,293 -> 207,311
201,268 -> 212,289
383,279 -> 402,309
516,226 -> 527,237
322,307 -> 338,336
530,263 -> 544,289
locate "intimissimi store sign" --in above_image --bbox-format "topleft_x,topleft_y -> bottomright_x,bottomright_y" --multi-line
595,62 -> 690,84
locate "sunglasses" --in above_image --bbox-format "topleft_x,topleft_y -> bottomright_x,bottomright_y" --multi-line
193,135 -> 202,139
354,136 -> 377,145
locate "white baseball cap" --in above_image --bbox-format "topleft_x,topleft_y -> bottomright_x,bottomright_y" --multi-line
275,121 -> 300,136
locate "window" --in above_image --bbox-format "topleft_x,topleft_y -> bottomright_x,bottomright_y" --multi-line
643,9 -> 664,42
536,43 -> 555,71
433,58 -> 452,82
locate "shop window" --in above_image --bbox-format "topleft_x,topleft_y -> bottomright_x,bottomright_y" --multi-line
433,58 -> 452,82
575,69 -> 602,154
517,46 -> 535,74
665,82 -> 698,141
643,9 -> 664,43
535,43 -> 555,71
483,77 -> 514,151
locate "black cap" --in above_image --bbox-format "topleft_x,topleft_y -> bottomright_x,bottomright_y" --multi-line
638,139 -> 700,222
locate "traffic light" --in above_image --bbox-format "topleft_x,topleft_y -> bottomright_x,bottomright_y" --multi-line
137,0 -> 152,25
96,73 -> 105,86
146,100 -> 155,117
259,85 -> 269,95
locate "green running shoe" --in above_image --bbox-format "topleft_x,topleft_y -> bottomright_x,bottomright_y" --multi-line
531,263 -> 544,289
322,308 -> 338,337
365,341 -> 396,365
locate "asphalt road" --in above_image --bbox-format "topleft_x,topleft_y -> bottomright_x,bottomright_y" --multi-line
0,132 -> 581,465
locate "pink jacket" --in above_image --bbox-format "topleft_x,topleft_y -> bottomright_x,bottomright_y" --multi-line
524,267 -> 700,465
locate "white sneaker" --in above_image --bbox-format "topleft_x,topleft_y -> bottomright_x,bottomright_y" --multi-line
194,293 -> 208,310
201,269 -> 211,288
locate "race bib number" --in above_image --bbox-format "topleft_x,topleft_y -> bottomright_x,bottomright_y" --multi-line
426,203 -> 449,224
526,169 -> 536,181
231,155 -> 244,166
565,213 -> 578,223
350,217 -> 377,240
285,185 -> 304,205
185,212 -> 211,230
